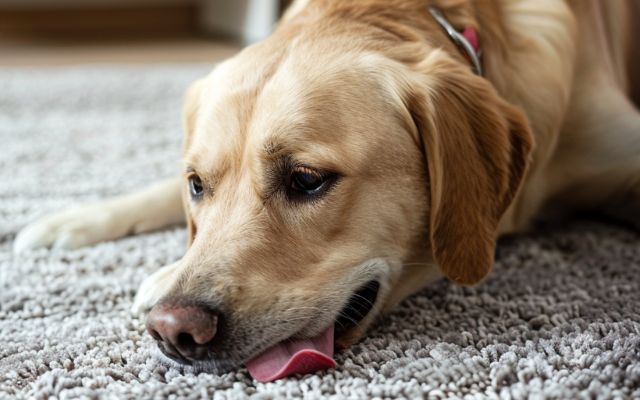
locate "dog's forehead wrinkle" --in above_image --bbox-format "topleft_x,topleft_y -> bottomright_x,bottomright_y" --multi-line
195,40 -> 291,144
189,82 -> 264,177
210,39 -> 287,94
249,62 -> 414,175
254,50 -> 379,113
263,140 -> 285,158
193,49 -> 411,186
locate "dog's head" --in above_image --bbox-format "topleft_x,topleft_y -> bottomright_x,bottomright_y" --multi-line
139,5 -> 533,380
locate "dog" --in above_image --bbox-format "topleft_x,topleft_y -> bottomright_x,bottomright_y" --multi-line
13,0 -> 640,382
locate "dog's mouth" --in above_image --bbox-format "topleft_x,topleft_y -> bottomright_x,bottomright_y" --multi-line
334,280 -> 381,338
245,280 -> 380,382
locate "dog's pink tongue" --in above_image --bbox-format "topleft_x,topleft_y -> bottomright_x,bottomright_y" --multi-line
246,325 -> 336,382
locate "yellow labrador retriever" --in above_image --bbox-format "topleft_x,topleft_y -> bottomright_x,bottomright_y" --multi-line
14,0 -> 640,382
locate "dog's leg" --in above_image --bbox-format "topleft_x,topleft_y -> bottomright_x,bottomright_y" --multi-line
14,178 -> 184,253
551,79 -> 640,228
548,2 -> 640,227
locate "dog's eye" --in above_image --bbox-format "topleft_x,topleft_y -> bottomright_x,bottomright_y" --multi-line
289,167 -> 333,197
188,175 -> 204,199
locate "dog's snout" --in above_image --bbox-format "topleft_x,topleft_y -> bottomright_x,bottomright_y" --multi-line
145,302 -> 219,362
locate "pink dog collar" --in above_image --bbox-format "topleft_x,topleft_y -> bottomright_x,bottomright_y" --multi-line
429,7 -> 483,75
462,26 -> 479,52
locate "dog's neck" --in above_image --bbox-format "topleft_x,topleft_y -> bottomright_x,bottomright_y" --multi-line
428,6 -> 482,75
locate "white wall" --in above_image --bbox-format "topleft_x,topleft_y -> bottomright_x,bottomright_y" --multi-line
0,0 -> 280,44
198,0 -> 279,44
0,0 -> 192,7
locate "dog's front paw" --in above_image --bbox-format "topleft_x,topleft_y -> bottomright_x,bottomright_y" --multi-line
131,262 -> 180,314
14,206 -> 119,253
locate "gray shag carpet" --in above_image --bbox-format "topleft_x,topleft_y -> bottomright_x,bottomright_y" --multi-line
1,65 -> 640,399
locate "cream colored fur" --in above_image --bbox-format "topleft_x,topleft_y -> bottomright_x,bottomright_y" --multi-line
14,0 -> 640,365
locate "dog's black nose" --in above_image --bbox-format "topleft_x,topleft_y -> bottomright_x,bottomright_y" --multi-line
145,301 -> 218,362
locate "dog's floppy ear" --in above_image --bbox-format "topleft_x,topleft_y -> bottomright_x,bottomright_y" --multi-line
182,79 -> 204,246
406,55 -> 533,285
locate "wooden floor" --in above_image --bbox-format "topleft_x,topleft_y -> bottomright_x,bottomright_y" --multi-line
1,36 -> 242,66
0,3 -> 243,67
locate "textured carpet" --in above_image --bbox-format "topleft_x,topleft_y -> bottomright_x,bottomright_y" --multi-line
1,65 -> 640,399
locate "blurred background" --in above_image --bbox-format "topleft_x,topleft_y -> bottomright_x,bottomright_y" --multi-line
0,0 -> 293,66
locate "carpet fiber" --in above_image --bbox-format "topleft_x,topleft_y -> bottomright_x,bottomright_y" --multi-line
1,65 -> 639,399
